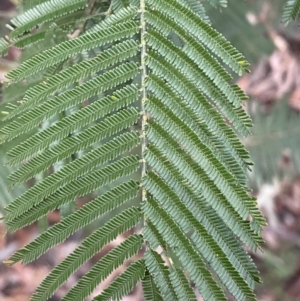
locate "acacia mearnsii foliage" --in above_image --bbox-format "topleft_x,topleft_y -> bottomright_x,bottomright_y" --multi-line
1,0 -> 287,300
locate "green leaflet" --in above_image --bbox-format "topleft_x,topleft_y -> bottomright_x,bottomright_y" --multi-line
112,0 -> 130,11
111,0 -> 140,12
147,0 -> 248,74
146,121 -> 264,248
282,0 -> 300,24
170,268 -> 198,301
0,38 -> 9,56
24,0 -> 50,11
2,62 -> 139,149
9,0 -> 86,39
5,84 -> 139,167
62,234 -> 143,301
144,249 -> 178,301
7,155 -> 140,231
145,97 -> 264,231
145,22 -> 252,138
146,23 -> 248,111
30,207 -> 142,301
92,259 -> 146,301
179,0 -> 210,23
86,6 -> 138,34
6,20 -> 139,82
8,181 -> 139,264
207,0 -> 228,8
143,198 -> 227,301
5,132 -> 140,221
144,172 -> 257,301
146,52 -> 251,174
145,144 -> 260,284
146,75 -> 248,186
13,31 -> 46,49
143,219 -> 167,252
8,108 -> 139,185
142,270 -> 164,301
6,39 -> 139,120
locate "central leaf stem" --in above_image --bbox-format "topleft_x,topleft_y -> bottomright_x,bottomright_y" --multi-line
140,0 -> 147,202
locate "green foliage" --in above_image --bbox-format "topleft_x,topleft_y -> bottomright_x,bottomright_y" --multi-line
62,234 -> 143,301
142,270 -> 164,301
282,0 -> 300,24
0,150 -> 26,218
8,0 -> 87,39
24,0 -> 50,11
0,38 -> 9,56
206,0 -> 228,8
0,0 -> 266,300
93,259 -> 146,301
30,207 -> 142,301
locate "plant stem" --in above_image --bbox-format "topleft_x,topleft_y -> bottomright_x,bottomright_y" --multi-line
140,0 -> 147,202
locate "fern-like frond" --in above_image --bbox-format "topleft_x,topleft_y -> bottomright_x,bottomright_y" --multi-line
146,75 -> 247,186
5,132 -> 140,221
146,52 -> 251,177
93,259 -> 146,301
147,0 -> 248,75
5,85 -> 139,168
6,40 -> 139,120
147,92 -> 245,190
207,0 -> 228,8
9,0 -> 86,39
4,9 -> 106,53
170,268 -> 197,301
282,0 -> 300,24
30,207 -> 141,301
8,181 -> 139,264
112,0 -> 130,11
143,219 -> 167,252
8,108 -> 139,185
2,62 -> 139,154
1,0 -> 265,300
143,197 -> 227,301
7,155 -> 140,231
145,98 -> 264,233
177,0 -> 210,23
23,0 -> 49,11
144,13 -> 252,135
2,6 -> 134,68
62,234 -> 143,301
6,20 -> 139,82
142,270 -> 164,301
144,172 -> 257,301
13,30 -> 47,49
145,144 -> 260,283
146,122 -> 265,240
144,249 -> 178,301
146,28 -> 248,118
0,38 -> 9,56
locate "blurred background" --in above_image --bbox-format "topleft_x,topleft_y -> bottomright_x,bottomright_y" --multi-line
1,0 -> 300,300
